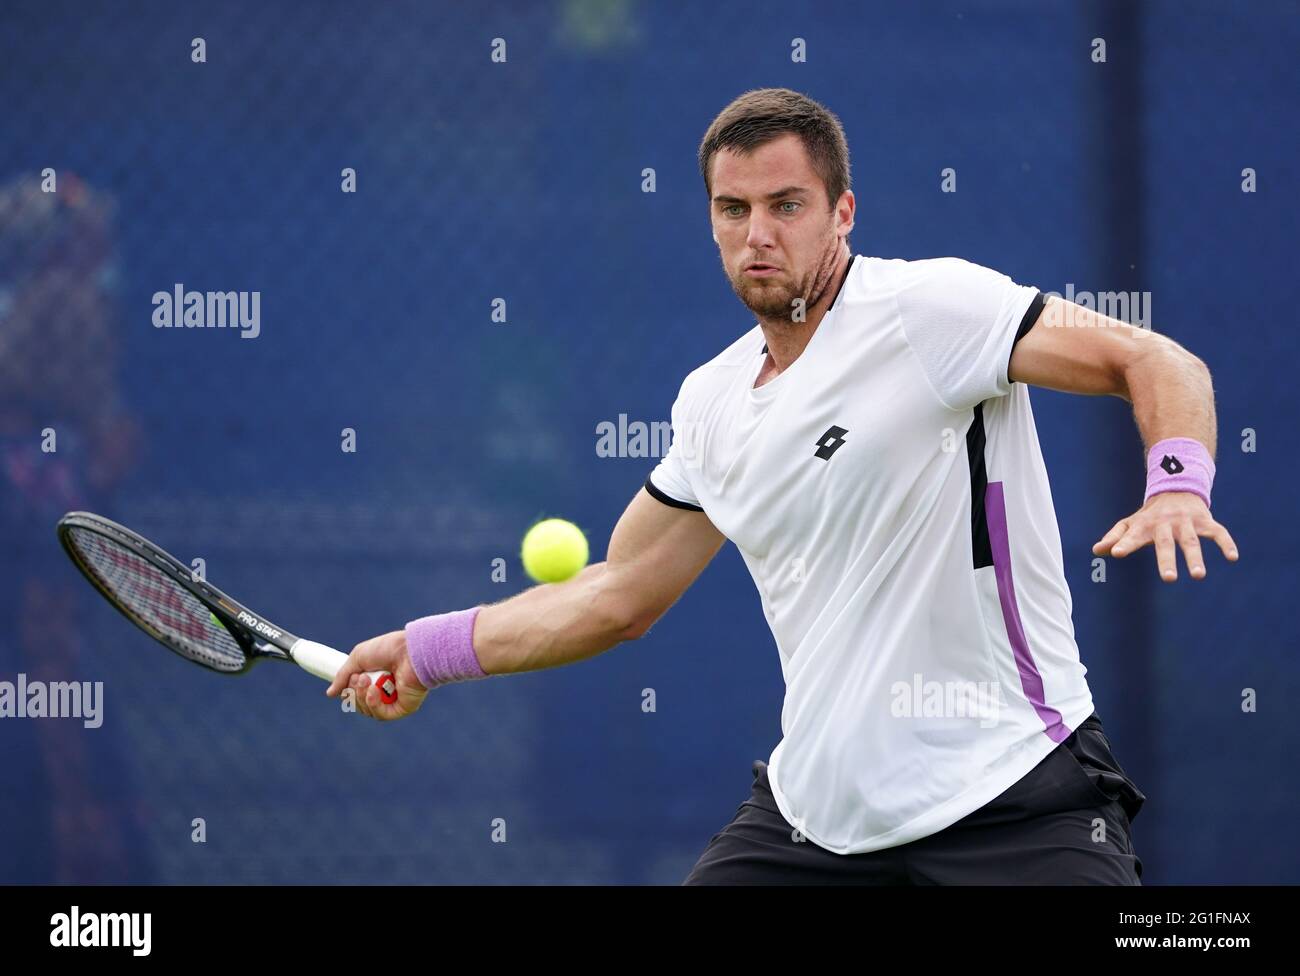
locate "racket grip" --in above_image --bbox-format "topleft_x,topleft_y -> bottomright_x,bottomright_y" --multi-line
290,639 -> 399,705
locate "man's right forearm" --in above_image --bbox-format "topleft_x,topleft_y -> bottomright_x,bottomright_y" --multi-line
471,561 -> 645,676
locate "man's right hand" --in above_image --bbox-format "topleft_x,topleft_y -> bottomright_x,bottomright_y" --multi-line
326,629 -> 429,721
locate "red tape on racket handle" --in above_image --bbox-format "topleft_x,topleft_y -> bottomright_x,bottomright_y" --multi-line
368,669 -> 399,704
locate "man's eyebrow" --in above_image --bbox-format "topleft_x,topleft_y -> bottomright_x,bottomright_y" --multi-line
712,185 -> 812,205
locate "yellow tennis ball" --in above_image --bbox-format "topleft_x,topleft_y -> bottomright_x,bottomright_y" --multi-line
521,518 -> 589,583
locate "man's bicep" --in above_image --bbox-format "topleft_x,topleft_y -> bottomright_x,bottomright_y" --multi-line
606,488 -> 725,635
1007,296 -> 1152,399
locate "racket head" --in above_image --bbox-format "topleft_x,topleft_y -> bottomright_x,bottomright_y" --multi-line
56,511 -> 264,674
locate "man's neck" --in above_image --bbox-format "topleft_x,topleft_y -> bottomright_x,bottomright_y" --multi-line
755,247 -> 853,380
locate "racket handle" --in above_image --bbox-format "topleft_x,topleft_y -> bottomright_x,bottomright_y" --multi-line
290,639 -> 399,705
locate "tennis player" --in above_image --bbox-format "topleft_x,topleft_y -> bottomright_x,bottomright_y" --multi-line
328,88 -> 1238,884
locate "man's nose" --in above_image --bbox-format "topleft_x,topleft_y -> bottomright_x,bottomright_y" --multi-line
745,210 -> 777,251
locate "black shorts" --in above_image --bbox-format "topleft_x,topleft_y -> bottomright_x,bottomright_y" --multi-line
683,712 -> 1146,885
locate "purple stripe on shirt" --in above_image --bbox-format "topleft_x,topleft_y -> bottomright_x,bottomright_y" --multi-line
984,480 -> 1070,744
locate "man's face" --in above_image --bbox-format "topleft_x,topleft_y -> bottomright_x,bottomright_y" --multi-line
708,132 -> 853,321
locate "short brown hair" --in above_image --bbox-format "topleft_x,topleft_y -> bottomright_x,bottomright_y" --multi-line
698,88 -> 851,207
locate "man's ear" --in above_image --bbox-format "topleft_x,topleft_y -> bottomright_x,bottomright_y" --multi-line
835,189 -> 856,237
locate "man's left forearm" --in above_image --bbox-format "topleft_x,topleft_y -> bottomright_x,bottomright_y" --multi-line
1119,336 -> 1217,459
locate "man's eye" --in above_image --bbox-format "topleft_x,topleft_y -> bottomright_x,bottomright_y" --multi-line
779,201 -> 801,214
724,205 -> 746,217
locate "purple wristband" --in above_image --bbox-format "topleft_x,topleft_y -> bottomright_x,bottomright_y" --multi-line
404,607 -> 488,690
1143,437 -> 1215,509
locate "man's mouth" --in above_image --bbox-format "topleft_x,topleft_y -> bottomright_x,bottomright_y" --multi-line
744,263 -> 780,278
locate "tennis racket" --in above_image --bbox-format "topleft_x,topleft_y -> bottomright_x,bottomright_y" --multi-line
56,511 -> 398,704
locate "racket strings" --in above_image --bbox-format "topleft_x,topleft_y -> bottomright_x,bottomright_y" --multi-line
64,526 -> 246,672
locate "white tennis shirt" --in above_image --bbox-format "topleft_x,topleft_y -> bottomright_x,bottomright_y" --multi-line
647,254 -> 1096,854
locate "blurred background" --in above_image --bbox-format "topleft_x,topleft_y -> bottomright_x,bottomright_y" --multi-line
0,0 -> 1296,884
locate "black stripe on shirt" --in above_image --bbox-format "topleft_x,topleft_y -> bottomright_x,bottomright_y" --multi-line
1006,291 -> 1046,385
644,475 -> 705,512
967,401 -> 993,570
